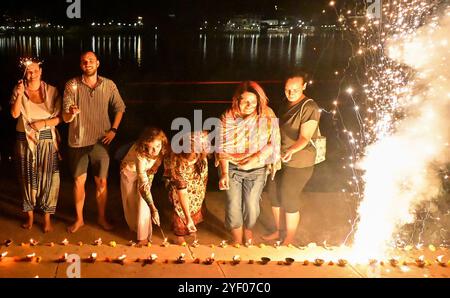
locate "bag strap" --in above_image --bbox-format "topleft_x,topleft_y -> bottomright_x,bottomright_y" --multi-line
298,98 -> 320,148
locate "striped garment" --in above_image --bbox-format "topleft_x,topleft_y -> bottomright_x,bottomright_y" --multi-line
63,76 -> 126,148
16,130 -> 60,214
216,107 -> 281,168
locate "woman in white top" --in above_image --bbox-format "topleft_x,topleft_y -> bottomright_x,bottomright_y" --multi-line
10,59 -> 62,233
120,127 -> 168,245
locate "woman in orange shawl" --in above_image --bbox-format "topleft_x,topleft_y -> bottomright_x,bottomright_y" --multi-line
216,81 -> 281,245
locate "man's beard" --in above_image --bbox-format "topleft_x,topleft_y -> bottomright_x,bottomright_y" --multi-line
83,69 -> 97,77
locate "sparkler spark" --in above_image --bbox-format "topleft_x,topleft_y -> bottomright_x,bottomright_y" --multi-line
333,0 -> 450,262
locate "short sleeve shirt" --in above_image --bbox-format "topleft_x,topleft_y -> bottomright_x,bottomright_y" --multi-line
279,97 -> 321,168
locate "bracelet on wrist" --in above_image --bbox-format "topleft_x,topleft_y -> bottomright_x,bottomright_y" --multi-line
109,127 -> 118,134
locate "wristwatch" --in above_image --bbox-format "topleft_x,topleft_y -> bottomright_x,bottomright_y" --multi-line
109,128 -> 118,133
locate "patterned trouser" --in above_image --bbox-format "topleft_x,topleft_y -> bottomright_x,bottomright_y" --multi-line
16,130 -> 60,214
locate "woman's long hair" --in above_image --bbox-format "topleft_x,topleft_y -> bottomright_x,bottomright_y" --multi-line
230,81 -> 269,118
171,131 -> 208,176
135,127 -> 169,159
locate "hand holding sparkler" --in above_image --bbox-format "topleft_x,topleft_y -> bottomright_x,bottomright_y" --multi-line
151,208 -> 160,226
19,58 -> 33,81
15,80 -> 25,99
68,82 -> 80,116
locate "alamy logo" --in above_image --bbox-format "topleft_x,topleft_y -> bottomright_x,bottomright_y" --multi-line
66,0 -> 81,19
367,0 -> 382,19
66,254 -> 81,278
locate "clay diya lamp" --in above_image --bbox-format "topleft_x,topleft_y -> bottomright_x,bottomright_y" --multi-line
260,257 -> 271,265
285,257 -> 295,265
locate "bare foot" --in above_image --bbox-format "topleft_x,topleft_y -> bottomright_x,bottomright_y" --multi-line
244,229 -> 253,243
137,239 -> 149,246
43,222 -> 53,233
98,218 -> 113,231
68,221 -> 84,233
22,222 -> 33,230
261,231 -> 280,241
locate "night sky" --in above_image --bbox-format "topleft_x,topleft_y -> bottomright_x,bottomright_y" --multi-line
0,0 -> 338,24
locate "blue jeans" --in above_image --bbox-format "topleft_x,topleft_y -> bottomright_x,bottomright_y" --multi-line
224,164 -> 267,230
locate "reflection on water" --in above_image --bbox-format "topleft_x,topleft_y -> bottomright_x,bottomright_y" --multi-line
0,32 -> 349,83
0,35 -> 65,57
0,33 -> 311,69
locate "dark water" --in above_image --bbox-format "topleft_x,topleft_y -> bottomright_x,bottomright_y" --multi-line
0,32 -> 354,191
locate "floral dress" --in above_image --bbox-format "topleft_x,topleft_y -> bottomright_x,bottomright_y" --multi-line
165,155 -> 208,236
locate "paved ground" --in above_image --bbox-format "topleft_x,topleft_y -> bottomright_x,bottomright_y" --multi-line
0,179 -> 449,278
0,156 -> 448,278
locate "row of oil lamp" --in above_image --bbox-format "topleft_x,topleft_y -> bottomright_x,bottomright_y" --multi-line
2,238 -> 301,249
3,238 -> 446,253
1,250 -> 448,268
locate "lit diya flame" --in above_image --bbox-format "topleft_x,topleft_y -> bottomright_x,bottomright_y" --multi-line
204,253 -> 215,265
128,240 -> 136,247
436,255 -> 446,266
192,240 -> 199,248
59,253 -> 68,263
4,239 -> 13,247
94,238 -> 102,246
274,241 -> 281,248
115,254 -> 127,265
219,240 -> 228,248
0,252 -> 8,260
26,253 -> 36,261
176,253 -> 186,264
150,254 -> 158,261
89,253 -> 97,263
61,238 -> 69,246
232,255 -> 241,265
29,238 -> 38,246
415,255 -> 426,267
245,239 -> 253,247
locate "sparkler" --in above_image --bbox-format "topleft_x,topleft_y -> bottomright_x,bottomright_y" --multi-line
328,0 -> 450,262
19,58 -> 33,81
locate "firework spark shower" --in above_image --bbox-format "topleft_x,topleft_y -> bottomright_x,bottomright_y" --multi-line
349,2 -> 450,262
